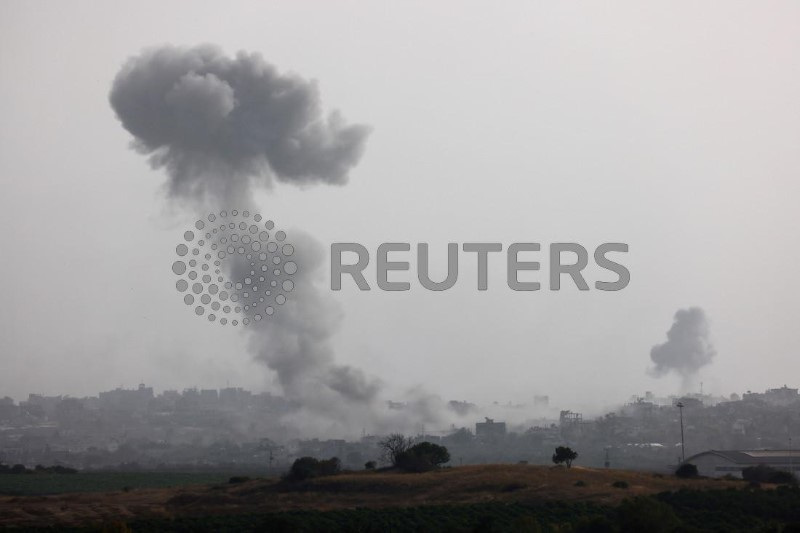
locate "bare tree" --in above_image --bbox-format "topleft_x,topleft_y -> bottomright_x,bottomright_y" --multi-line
378,434 -> 414,466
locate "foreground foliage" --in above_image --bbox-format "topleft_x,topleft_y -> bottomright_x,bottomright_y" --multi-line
26,485 -> 800,532
396,442 -> 451,472
284,457 -> 342,482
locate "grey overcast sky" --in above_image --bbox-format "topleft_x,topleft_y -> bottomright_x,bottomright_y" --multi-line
1,1 -> 799,417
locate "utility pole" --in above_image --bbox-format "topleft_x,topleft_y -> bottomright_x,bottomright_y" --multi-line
676,401 -> 686,463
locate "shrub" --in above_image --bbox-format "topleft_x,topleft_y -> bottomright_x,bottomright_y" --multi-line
364,461 -> 376,470
675,463 -> 699,478
617,496 -> 681,533
770,470 -> 797,484
396,442 -> 450,473
742,464 -> 797,485
574,480 -> 587,487
612,480 -> 629,489
285,456 -> 341,482
10,464 -> 29,474
228,476 -> 251,484
318,457 -> 342,477
377,434 -> 414,466
551,446 -> 578,468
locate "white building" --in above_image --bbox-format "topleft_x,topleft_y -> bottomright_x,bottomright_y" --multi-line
685,450 -> 800,478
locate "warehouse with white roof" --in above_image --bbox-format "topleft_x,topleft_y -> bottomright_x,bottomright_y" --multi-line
685,450 -> 800,478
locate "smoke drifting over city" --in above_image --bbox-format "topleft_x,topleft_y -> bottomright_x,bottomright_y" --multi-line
649,307 -> 716,388
229,231 -> 390,436
109,44 -> 371,208
109,44 -> 403,437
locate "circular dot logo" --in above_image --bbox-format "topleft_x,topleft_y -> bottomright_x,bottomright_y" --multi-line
171,210 -> 297,326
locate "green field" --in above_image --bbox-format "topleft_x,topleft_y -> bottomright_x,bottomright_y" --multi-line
0,472 -> 237,496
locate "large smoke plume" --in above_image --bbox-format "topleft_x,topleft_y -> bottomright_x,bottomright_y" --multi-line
109,45 -> 429,437
649,307 -> 716,389
110,44 -> 370,208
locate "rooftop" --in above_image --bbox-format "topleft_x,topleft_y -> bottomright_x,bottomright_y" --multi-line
687,449 -> 800,464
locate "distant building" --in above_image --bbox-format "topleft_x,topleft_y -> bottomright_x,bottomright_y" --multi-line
199,389 -> 219,408
475,417 -> 506,438
673,396 -> 702,409
533,395 -> 549,408
764,385 -> 799,406
685,450 -> 800,478
23,394 -> 64,417
97,384 -> 153,412
219,387 -> 251,409
742,385 -> 800,406
559,410 -> 582,426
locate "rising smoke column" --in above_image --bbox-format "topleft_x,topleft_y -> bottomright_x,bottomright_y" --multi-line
110,44 -> 383,435
649,307 -> 716,388
228,230 -> 386,436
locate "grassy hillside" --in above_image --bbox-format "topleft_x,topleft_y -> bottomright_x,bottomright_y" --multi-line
0,465 -> 800,531
0,464 -> 752,529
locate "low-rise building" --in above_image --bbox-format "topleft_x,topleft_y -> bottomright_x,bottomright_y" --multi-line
685,449 -> 800,478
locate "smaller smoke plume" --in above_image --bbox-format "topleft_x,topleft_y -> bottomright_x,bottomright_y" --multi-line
649,307 -> 716,385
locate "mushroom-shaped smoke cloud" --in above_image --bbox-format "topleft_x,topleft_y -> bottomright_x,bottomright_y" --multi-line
110,44 -> 371,207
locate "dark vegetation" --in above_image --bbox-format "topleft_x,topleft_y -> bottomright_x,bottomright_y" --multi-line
742,464 -> 798,485
552,446 -> 578,468
395,442 -> 451,472
376,436 -> 452,473
377,433 -> 414,465
8,463 -> 800,531
0,471 -> 233,496
283,441 -> 451,484
0,462 -> 77,475
284,457 -> 342,482
26,485 -> 800,532
674,463 -> 699,478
